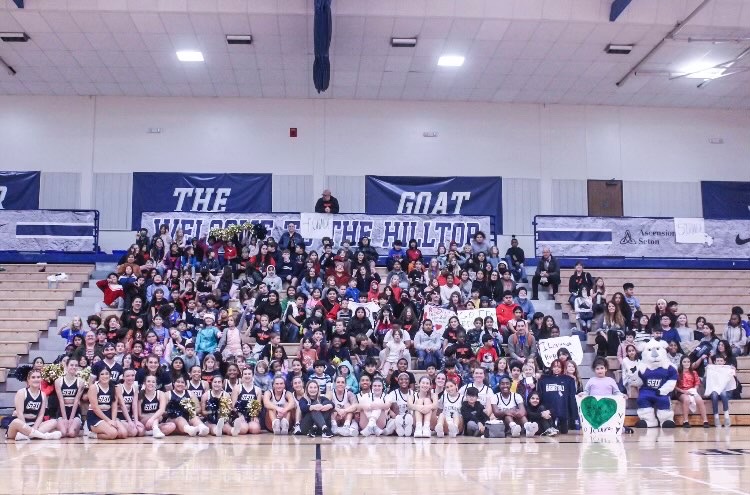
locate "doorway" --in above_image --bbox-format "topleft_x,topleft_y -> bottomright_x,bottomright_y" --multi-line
587,180 -> 623,216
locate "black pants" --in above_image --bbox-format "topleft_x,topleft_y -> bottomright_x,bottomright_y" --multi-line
595,330 -> 621,357
531,275 -> 560,298
300,411 -> 332,435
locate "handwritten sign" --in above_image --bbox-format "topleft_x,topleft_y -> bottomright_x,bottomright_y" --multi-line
301,212 -> 334,239
674,218 -> 713,245
423,306 -> 457,332
576,395 -> 626,436
538,336 -> 583,366
457,308 -> 497,331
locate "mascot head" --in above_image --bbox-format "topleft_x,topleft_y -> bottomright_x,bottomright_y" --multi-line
640,338 -> 670,369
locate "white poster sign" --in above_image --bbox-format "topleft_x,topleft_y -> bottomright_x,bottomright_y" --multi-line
576,395 -> 626,436
674,218 -> 713,245
457,308 -> 497,331
704,364 -> 736,396
349,301 -> 382,326
423,306 -> 457,332
301,212 -> 334,239
538,336 -> 584,366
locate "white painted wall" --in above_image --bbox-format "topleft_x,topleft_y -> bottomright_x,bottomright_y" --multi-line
0,95 -> 748,251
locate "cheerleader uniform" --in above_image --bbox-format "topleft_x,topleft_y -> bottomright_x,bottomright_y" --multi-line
20,388 -> 44,426
204,391 -> 226,425
235,384 -> 259,421
441,393 -> 463,422
117,384 -> 135,421
167,390 -> 191,420
331,389 -> 357,435
459,384 -> 492,407
187,380 -> 205,401
224,381 -> 237,395
140,391 -> 160,417
385,388 -> 414,436
59,377 -> 81,420
87,383 -> 115,428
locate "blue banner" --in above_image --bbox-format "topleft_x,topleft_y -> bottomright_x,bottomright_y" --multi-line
702,181 -> 750,220
365,176 -> 502,232
132,173 -> 272,230
0,171 -> 40,210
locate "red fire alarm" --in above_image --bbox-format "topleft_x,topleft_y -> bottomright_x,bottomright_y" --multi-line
290,127 -> 298,138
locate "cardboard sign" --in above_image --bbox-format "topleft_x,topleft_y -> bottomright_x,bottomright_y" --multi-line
538,336 -> 584,366
457,308 -> 497,331
349,301 -> 382,326
423,306 -> 457,332
301,212 -> 334,239
576,395 -> 626,436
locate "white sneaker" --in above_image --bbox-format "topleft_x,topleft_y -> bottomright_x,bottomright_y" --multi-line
360,425 -> 373,437
198,425 -> 209,437
14,432 -> 30,441
525,422 -> 539,437
215,418 -> 224,437
395,422 -> 405,437
88,431 -> 98,439
231,421 -> 241,437
331,423 -> 339,436
272,419 -> 281,434
436,425 -> 445,437
152,425 -> 165,439
725,414 -> 732,428
292,423 -> 301,435
413,426 -> 423,438
46,431 -> 63,440
280,418 -> 290,435
184,425 -> 198,437
447,422 -> 458,438
510,422 -> 521,438
403,415 -> 414,437
383,419 -> 397,436
348,423 -> 359,437
373,426 -> 383,437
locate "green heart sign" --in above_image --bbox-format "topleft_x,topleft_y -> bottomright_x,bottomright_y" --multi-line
580,396 -> 618,430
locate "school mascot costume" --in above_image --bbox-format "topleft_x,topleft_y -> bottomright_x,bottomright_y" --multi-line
634,339 -> 677,428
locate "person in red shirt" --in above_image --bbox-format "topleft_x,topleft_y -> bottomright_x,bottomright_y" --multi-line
95,272 -> 125,314
495,290 -> 520,341
331,260 -> 350,287
476,334 -> 499,372
223,239 -> 238,268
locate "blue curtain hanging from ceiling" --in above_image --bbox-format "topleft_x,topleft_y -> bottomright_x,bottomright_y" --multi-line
313,0 -> 331,93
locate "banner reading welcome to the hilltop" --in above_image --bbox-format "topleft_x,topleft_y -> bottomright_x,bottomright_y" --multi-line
141,212 -> 491,257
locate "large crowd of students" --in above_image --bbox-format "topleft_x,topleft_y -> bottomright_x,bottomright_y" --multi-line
7,222 -> 748,441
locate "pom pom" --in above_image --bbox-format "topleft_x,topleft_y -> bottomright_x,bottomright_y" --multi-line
247,399 -> 262,418
14,365 -> 33,382
76,366 -> 91,383
41,363 -> 64,384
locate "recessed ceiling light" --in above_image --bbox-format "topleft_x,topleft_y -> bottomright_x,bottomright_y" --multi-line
391,37 -> 417,47
0,32 -> 29,42
226,35 -> 253,45
438,55 -> 464,67
176,50 -> 204,62
685,67 -> 725,79
605,43 -> 633,55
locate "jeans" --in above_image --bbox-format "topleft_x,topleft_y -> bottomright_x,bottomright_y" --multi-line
531,274 -> 560,299
300,410 -> 332,435
284,324 -> 301,343
710,391 -> 729,414
505,256 -> 527,282
416,349 -> 444,370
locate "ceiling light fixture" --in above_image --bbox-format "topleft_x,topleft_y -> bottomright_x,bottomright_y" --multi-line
438,55 -> 464,67
391,37 -> 417,48
605,43 -> 633,55
0,32 -> 29,42
176,50 -> 204,62
226,35 -> 253,45
683,67 -> 725,79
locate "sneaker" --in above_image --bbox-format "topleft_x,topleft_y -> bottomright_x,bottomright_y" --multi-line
714,414 -> 721,428
215,418 -> 224,437
88,431 -> 98,439
703,422 -> 710,428
373,426 -> 384,437
46,431 -> 63,440
724,415 -> 731,428
198,425 -> 209,437
383,419 -> 397,436
330,423 -> 339,436
436,426 -> 445,438
307,426 -> 318,438
395,422 -> 405,437
184,425 -> 198,437
403,416 -> 414,437
510,422 -> 522,438
525,422 -> 539,437
14,432 -> 30,441
447,422 -> 458,438
152,425 -> 165,439
280,418 -> 290,435
321,427 -> 333,439
541,428 -> 555,437
293,423 -> 302,435
682,421 -> 691,429
272,419 -> 281,434
348,423 -> 359,437
360,425 -> 373,437
231,421 -> 242,437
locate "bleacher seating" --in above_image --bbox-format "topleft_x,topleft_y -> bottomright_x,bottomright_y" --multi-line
0,264 -> 94,383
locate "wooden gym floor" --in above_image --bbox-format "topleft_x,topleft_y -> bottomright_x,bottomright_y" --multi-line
2,429 -> 750,495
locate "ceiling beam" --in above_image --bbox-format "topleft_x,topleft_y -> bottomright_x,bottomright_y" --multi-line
609,0 -> 632,21
12,0 -> 24,7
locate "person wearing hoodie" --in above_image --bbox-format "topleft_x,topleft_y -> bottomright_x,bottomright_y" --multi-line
413,319 -> 443,369
356,236 -> 379,264
262,265 -> 283,293
337,361 -> 359,394
194,314 -> 221,361
386,261 -> 409,290
514,287 -> 535,319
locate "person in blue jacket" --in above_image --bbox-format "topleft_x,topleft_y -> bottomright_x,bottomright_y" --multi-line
537,359 -> 579,434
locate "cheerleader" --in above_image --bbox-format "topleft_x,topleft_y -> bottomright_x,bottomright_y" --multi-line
201,375 -> 233,436
232,367 -> 263,435
54,359 -> 84,438
330,376 -> 358,437
137,375 -> 171,438
409,376 -> 437,437
87,368 -> 126,440
385,373 -> 415,436
187,365 -> 207,402
7,367 -> 62,441
223,363 -> 240,395
435,380 -> 463,437
116,369 -> 140,437
166,375 -> 209,437
357,377 -> 391,436
263,376 -> 295,435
